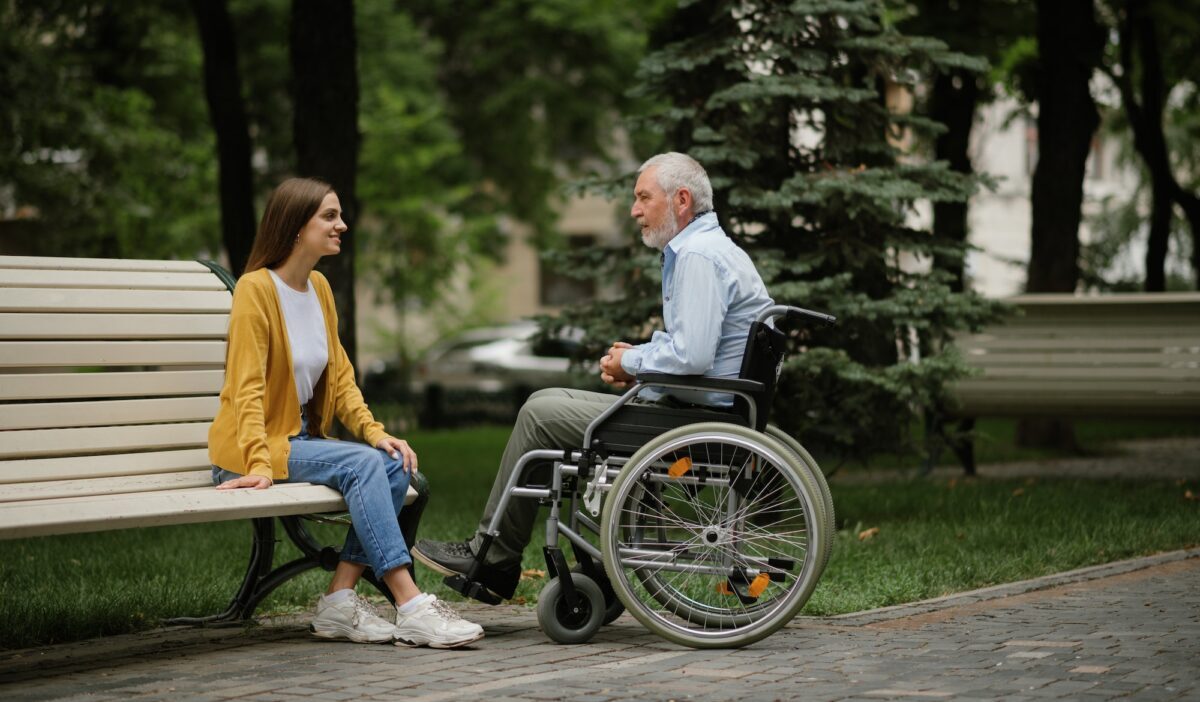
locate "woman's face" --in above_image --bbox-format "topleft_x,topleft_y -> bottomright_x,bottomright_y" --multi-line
295,192 -> 346,259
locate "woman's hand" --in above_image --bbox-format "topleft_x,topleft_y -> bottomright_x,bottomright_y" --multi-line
216,474 -> 273,490
377,437 -> 418,473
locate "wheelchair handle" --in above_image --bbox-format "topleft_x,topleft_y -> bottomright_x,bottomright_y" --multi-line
755,304 -> 836,326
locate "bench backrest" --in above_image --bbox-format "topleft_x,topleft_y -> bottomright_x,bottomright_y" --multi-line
953,292 -> 1200,417
0,255 -> 232,503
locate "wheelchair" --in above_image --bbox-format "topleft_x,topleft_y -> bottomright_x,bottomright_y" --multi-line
445,305 -> 837,649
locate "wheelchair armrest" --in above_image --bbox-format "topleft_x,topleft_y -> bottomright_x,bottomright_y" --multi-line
635,373 -> 765,395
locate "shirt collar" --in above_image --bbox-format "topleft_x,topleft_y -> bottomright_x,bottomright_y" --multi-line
665,210 -> 717,255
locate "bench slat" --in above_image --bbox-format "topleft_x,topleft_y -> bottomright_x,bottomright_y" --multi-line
959,337 -> 1200,351
969,367 -> 1200,380
0,470 -> 420,505
0,484 -> 346,539
0,340 -> 226,367
0,448 -> 211,483
952,395 -> 1200,417
0,482 -> 419,540
0,370 -> 224,401
0,396 -> 219,431
0,255 -> 209,273
955,379 -> 1197,394
0,313 -> 229,340
963,351 -> 1200,367
0,422 -> 209,459
0,269 -> 226,291
0,470 -> 214,502
0,288 -> 231,313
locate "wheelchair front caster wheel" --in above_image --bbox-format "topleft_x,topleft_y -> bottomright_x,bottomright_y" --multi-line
571,564 -> 624,625
536,573 -> 606,644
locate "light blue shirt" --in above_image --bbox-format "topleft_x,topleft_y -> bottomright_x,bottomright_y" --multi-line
619,211 -> 774,407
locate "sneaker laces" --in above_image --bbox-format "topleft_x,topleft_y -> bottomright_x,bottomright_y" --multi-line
427,596 -> 467,623
349,593 -> 386,626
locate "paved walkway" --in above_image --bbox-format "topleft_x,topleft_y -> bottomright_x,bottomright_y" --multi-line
3,548 -> 1196,701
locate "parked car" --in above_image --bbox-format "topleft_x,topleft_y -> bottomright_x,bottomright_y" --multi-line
362,321 -> 592,427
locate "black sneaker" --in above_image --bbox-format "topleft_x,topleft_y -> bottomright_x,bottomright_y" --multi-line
413,540 -> 521,601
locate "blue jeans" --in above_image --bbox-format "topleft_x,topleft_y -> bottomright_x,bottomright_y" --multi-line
212,428 -> 413,577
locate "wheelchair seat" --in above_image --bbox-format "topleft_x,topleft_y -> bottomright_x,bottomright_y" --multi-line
590,317 -> 788,456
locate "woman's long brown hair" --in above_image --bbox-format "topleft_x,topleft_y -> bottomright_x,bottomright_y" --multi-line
243,177 -> 334,274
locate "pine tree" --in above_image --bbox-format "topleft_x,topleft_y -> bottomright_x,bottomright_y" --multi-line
555,0 -> 1006,463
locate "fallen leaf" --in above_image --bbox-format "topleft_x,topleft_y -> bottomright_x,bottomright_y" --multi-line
858,527 -> 880,541
947,478 -> 958,489
1185,489 -> 1197,501
511,596 -> 527,605
1012,487 -> 1025,497
520,568 -> 546,580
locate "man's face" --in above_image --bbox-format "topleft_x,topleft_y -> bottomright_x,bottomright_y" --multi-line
631,167 -> 677,250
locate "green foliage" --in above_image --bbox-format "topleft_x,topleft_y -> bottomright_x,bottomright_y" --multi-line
406,0 -> 670,244
556,0 -> 1006,462
0,0 -> 219,259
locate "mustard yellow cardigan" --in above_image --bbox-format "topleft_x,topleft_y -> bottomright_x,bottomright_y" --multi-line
208,268 -> 392,480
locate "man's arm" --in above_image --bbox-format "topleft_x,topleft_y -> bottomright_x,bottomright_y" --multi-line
619,252 -> 727,378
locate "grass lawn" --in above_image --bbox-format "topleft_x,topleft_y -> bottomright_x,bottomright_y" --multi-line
1,421 -> 1196,650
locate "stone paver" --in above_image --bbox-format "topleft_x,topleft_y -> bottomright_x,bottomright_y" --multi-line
1,549 -> 1196,701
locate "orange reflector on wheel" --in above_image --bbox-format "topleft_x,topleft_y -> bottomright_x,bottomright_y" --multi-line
748,573 -> 771,598
668,457 -> 693,478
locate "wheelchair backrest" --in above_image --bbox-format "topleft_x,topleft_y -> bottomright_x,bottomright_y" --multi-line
735,321 -> 788,430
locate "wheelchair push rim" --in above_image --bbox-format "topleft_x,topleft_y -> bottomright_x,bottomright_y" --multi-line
600,423 -> 825,648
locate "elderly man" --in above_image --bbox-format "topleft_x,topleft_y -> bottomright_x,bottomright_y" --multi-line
413,152 -> 774,599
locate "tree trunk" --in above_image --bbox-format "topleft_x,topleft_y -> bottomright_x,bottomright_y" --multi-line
1174,189 -> 1200,289
1020,0 -> 1103,451
1027,0 -> 1101,294
291,0 -> 360,371
190,0 -> 256,276
1145,182 -> 1173,292
931,69 -> 980,293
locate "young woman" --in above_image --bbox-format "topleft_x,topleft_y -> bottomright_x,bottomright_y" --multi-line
208,177 -> 482,648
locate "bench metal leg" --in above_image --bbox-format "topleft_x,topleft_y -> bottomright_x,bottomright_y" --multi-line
164,517 -> 279,625
166,472 -> 431,625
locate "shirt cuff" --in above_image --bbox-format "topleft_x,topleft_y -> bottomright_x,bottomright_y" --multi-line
620,348 -> 643,377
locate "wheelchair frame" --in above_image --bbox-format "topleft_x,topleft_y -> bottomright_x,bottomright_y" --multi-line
445,305 -> 836,648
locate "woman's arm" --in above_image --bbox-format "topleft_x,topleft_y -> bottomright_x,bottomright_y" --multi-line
221,281 -> 276,487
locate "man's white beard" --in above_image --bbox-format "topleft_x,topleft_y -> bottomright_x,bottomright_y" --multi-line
641,209 -> 678,250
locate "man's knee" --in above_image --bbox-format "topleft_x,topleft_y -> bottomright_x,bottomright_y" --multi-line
526,387 -> 569,403
517,393 -> 563,424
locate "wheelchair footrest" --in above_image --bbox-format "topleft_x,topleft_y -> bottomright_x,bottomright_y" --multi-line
444,574 -> 503,606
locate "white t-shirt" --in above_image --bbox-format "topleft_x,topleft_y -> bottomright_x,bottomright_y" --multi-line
267,269 -> 329,406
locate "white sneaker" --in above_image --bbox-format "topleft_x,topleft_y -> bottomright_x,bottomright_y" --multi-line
310,592 -> 396,643
393,595 -> 484,648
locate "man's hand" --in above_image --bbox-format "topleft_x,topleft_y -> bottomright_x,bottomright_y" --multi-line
377,437 -> 418,473
217,474 -> 272,490
600,341 -> 636,389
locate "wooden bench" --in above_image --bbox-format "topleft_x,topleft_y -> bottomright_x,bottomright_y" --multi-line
940,292 -> 1200,473
0,254 -> 427,622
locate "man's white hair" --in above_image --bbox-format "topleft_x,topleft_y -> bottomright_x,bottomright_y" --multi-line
638,152 -> 714,214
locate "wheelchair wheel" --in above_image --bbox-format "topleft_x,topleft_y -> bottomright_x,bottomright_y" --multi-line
537,573 -> 606,644
571,564 -> 624,625
600,423 -> 827,649
764,424 -> 836,572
